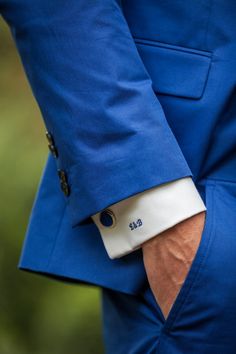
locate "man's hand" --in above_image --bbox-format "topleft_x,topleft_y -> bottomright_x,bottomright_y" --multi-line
142,211 -> 206,319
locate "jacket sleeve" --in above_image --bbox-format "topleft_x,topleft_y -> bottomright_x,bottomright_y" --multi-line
1,0 -> 193,228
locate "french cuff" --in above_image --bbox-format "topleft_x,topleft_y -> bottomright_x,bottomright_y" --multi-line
91,177 -> 206,259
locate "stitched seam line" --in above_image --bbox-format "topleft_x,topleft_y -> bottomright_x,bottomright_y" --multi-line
203,0 -> 213,50
134,38 -> 212,58
165,183 -> 216,331
46,203 -> 67,269
155,181 -> 215,352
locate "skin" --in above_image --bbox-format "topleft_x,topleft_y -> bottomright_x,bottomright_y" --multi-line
142,211 -> 206,319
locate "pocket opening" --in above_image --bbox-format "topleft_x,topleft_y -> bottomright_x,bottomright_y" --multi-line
159,182 -> 215,332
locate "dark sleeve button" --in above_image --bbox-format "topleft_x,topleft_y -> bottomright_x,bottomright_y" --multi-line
60,182 -> 70,196
45,131 -> 53,143
48,144 -> 58,158
99,209 -> 116,228
45,131 -> 58,158
57,169 -> 67,182
57,169 -> 70,196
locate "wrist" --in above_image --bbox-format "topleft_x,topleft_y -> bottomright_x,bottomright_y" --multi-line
142,211 -> 206,251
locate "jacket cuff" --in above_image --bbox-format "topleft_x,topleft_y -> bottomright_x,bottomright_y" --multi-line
91,177 -> 206,259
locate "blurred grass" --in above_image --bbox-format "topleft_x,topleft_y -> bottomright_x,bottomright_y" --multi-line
0,16 -> 104,354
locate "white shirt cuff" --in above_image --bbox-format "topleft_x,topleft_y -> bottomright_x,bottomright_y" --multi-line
91,177 -> 206,259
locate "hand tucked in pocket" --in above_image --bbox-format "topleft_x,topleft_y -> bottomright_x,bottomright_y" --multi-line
142,211 -> 206,319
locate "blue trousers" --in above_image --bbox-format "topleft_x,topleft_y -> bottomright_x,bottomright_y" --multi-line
101,181 -> 236,353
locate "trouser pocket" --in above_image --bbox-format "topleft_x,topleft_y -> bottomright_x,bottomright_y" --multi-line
159,181 -> 215,332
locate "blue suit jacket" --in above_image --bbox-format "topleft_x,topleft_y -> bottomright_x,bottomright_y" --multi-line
1,0 -> 236,294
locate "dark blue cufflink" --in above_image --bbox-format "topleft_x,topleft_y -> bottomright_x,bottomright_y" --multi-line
99,209 -> 116,228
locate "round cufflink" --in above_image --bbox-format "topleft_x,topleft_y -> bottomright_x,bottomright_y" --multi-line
99,209 -> 116,228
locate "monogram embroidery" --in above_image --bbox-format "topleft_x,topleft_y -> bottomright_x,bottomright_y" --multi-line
129,218 -> 143,231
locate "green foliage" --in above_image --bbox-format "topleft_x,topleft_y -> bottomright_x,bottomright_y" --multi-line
0,17 -> 104,354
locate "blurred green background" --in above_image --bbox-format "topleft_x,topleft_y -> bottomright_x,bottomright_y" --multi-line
0,17 -> 104,354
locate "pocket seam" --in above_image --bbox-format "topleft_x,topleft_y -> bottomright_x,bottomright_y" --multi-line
134,37 -> 213,59
161,182 -> 216,333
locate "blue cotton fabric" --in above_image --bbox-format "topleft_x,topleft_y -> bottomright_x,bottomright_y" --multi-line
0,1 -> 235,298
